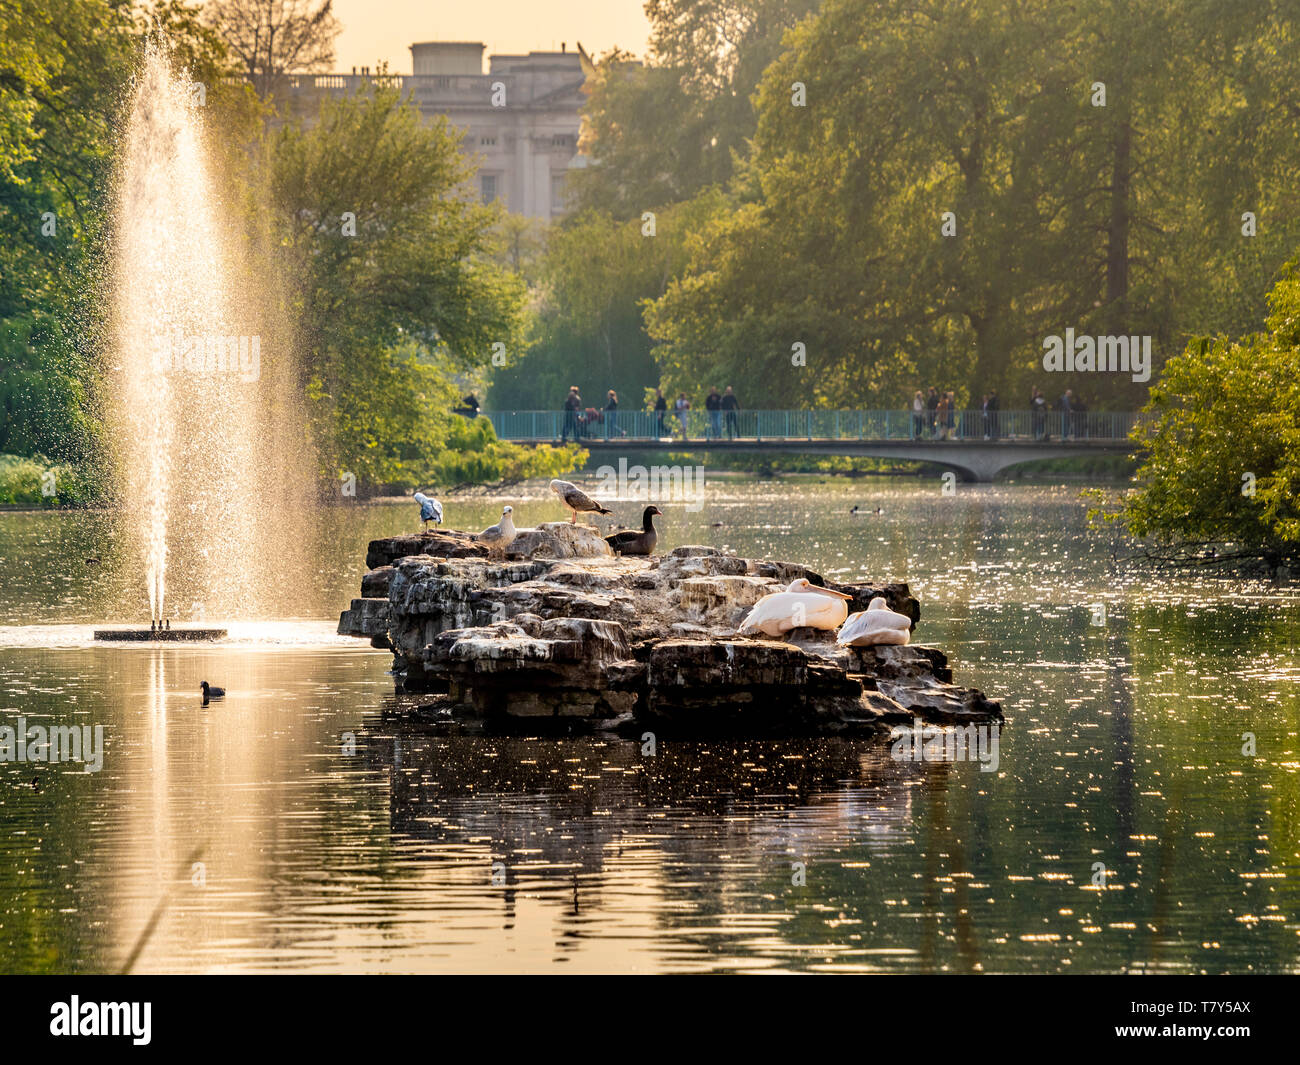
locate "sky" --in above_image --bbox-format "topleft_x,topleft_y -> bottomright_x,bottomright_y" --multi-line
327,0 -> 652,73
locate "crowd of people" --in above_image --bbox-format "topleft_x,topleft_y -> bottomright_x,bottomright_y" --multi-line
909,385 -> 1093,441
557,384 -> 1094,443
561,385 -> 743,442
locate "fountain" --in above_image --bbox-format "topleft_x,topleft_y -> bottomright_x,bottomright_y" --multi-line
95,34 -> 302,641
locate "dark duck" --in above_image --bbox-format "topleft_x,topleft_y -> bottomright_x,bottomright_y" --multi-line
604,505 -> 662,556
200,681 -> 226,705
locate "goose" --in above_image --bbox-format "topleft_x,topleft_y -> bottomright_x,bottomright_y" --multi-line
837,596 -> 911,647
605,505 -> 662,556
477,505 -> 517,556
549,479 -> 613,524
414,491 -> 443,532
200,681 -> 225,704
737,578 -> 853,638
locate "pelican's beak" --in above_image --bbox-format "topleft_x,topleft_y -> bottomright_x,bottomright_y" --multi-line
815,587 -> 854,600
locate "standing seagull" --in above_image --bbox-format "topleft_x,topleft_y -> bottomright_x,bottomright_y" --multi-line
477,505 -> 517,556
549,479 -> 613,524
414,490 -> 443,532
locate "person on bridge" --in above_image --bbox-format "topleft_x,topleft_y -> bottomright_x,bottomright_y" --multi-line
911,391 -> 925,439
604,390 -> 622,440
988,389 -> 1000,440
721,386 -> 741,439
705,387 -> 723,440
1057,389 -> 1074,441
654,389 -> 668,437
675,393 -> 691,439
561,386 -> 582,443
926,387 -> 940,437
1031,387 -> 1048,440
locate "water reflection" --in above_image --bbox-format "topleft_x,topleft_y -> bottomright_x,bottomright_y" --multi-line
1,484 -> 1297,973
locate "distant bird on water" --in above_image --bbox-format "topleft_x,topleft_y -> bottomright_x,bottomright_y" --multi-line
477,505 -> 517,556
549,479 -> 613,524
200,681 -> 225,705
413,491 -> 443,532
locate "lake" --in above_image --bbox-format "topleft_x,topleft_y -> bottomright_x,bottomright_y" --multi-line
1,479 -> 1297,973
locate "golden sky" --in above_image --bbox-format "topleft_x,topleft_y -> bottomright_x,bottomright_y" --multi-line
328,0 -> 651,72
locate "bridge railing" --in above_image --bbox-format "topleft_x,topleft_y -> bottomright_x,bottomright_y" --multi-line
482,409 -> 1143,443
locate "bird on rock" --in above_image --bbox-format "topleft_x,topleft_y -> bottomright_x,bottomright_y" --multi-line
737,578 -> 853,638
549,479 -> 613,524
837,596 -> 912,647
605,505 -> 662,556
414,491 -> 443,532
477,505 -> 517,556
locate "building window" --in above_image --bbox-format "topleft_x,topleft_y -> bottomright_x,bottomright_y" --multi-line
479,135 -> 497,147
551,134 -> 571,149
550,172 -> 566,213
481,174 -> 498,203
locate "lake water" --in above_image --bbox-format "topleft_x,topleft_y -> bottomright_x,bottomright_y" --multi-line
1,480 -> 1297,973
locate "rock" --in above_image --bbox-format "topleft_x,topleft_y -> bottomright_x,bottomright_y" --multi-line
361,566 -> 395,598
337,597 -> 391,648
504,521 -> 612,560
427,617 -> 641,726
366,531 -> 487,569
340,529 -> 1000,734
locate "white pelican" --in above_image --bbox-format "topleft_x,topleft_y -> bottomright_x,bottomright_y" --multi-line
549,479 -> 613,523
837,596 -> 911,646
477,505 -> 517,555
414,491 -> 443,531
737,578 -> 853,637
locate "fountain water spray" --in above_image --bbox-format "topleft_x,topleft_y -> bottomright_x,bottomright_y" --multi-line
108,35 -> 273,625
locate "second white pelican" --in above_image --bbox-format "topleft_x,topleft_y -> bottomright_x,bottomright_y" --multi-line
737,578 -> 853,637
837,596 -> 912,646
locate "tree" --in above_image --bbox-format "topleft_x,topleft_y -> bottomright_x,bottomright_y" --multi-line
206,0 -> 339,97
1121,266 -> 1300,568
570,0 -> 819,219
646,0 -> 1300,408
265,85 -> 573,488
490,196 -> 719,411
0,0 -> 232,471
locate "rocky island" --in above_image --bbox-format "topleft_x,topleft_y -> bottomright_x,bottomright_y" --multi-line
338,522 -> 1002,736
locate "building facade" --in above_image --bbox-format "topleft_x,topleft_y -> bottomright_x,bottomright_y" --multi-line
277,42 -> 587,221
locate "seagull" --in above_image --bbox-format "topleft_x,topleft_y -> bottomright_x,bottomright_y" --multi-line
549,479 -> 613,524
200,681 -> 225,705
737,578 -> 853,638
477,505 -> 517,556
414,491 -> 443,532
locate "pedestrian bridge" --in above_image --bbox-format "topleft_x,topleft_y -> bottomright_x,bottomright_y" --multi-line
483,409 -> 1143,482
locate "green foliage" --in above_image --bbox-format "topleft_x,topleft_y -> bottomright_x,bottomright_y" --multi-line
264,85 -> 531,488
0,454 -> 97,506
304,339 -> 580,491
569,1 -> 819,219
0,0 -> 233,482
1123,268 -> 1300,563
542,0 -> 1300,413
490,198 -> 721,410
